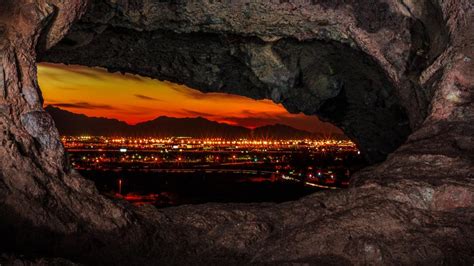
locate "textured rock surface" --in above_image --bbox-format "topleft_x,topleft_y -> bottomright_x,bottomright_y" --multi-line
0,0 -> 473,264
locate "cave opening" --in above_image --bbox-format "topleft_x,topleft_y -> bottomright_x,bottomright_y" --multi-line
34,17 -> 415,208
41,27 -> 413,164
37,62 -> 366,207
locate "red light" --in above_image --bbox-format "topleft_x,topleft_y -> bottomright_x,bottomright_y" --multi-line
118,179 -> 123,195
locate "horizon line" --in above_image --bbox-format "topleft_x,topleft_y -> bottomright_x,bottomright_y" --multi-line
45,104 -> 342,136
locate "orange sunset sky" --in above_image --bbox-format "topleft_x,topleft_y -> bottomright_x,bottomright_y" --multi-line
37,63 -> 341,134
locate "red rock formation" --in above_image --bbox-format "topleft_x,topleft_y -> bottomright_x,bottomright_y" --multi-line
0,0 -> 473,264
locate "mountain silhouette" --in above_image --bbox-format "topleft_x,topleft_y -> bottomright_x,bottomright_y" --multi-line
45,105 -> 343,139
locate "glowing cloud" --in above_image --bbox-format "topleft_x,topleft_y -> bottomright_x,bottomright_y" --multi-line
37,63 -> 341,134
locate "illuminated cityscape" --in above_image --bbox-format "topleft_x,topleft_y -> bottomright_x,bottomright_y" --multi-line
64,136 -> 363,207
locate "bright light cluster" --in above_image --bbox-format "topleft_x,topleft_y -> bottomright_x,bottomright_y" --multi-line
61,136 -> 357,151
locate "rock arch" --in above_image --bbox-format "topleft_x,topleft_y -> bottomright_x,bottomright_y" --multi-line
0,0 -> 473,264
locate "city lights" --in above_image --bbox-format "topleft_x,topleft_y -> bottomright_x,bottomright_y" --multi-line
63,135 -> 362,207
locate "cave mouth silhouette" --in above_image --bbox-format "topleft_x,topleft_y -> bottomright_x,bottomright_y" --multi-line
1,1 -> 473,264
41,31 -> 413,165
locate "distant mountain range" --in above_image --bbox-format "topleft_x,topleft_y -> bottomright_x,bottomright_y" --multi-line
45,105 -> 346,139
